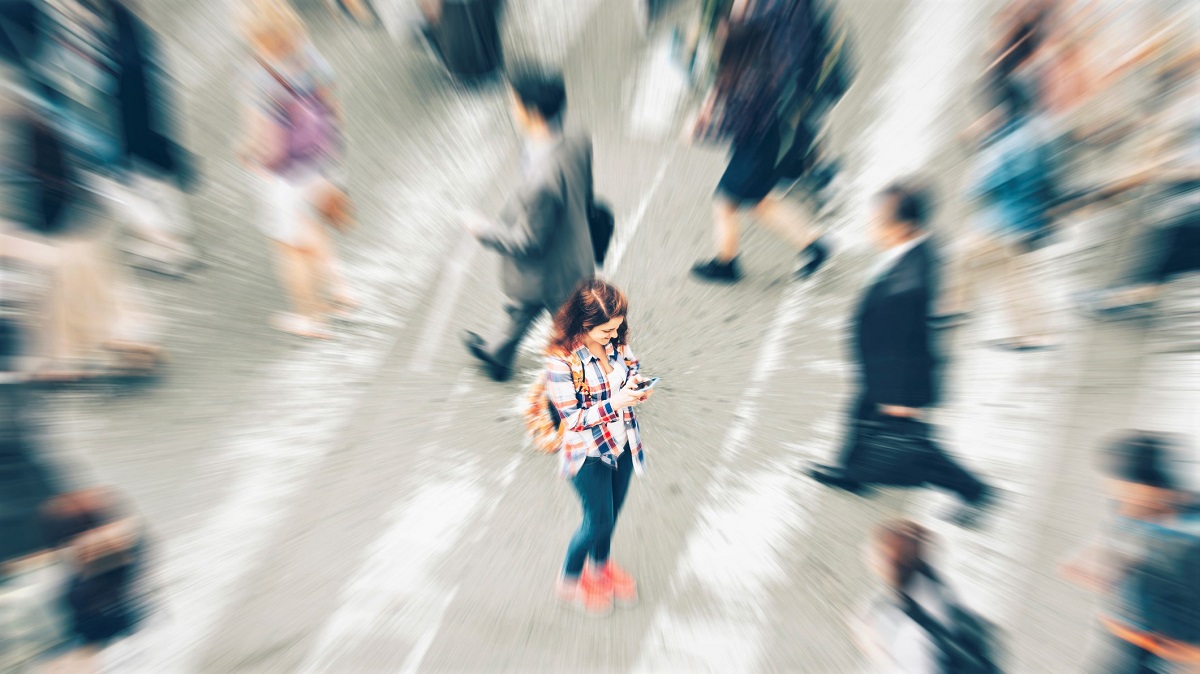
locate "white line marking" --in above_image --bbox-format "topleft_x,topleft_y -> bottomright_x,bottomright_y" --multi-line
633,285 -> 811,673
627,37 -> 691,140
408,234 -> 480,373
604,160 -> 670,275
297,475 -> 483,674
112,96 -> 507,674
398,587 -> 460,674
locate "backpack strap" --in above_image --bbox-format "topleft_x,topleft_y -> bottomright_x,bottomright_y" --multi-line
900,592 -> 955,647
568,352 -> 586,397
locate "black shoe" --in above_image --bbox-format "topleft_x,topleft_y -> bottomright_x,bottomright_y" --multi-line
463,331 -> 511,382
808,464 -> 867,496
795,239 -> 829,280
691,258 -> 741,283
946,485 -> 997,529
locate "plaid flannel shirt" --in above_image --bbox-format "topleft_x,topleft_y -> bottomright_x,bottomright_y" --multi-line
545,343 -> 646,478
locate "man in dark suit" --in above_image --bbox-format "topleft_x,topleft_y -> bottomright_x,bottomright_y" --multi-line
810,183 -> 993,525
463,68 -> 596,381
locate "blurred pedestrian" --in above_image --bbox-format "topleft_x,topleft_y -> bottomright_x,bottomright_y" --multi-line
939,81 -> 1060,350
36,488 -> 147,674
463,67 -> 596,382
0,106 -> 163,380
686,0 -> 842,283
1062,432 -> 1200,673
0,326 -> 67,672
1,0 -> 198,277
417,0 -> 503,80
543,279 -> 654,616
856,519 -> 1000,673
1075,19 -> 1199,320
239,0 -> 356,339
809,183 -> 995,526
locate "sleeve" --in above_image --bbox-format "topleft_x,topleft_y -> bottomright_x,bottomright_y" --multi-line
622,344 -> 640,381
545,356 -> 620,432
476,182 -> 563,260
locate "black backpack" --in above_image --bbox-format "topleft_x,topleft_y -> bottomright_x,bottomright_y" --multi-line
901,578 -> 1002,674
1130,512 -> 1200,645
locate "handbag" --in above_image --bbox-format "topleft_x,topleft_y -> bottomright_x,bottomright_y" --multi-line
846,416 -> 938,485
255,56 -> 341,173
588,201 -> 614,266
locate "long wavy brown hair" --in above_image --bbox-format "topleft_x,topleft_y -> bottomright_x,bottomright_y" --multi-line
548,279 -> 629,356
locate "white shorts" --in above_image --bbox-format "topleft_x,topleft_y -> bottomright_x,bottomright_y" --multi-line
257,170 -> 326,248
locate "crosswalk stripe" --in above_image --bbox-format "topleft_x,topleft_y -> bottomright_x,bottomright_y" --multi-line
108,92 -> 508,672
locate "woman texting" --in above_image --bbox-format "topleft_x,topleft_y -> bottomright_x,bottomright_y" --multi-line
544,280 -> 655,616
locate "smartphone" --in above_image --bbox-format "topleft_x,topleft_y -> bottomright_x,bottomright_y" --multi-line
634,377 -> 659,390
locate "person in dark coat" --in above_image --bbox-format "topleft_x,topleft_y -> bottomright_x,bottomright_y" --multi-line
809,183 -> 994,526
463,68 -> 596,381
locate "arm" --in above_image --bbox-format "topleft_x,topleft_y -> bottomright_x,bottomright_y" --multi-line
238,105 -> 287,172
475,183 -> 562,260
545,356 -> 620,433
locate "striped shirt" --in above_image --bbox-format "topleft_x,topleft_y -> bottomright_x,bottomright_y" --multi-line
545,343 -> 646,478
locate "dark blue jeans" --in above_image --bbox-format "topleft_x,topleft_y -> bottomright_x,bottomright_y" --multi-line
563,449 -> 633,578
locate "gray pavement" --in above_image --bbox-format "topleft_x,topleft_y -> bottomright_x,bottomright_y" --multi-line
5,0 -> 1198,672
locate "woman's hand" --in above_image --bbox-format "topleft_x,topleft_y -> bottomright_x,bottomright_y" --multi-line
878,404 -> 922,419
610,378 -> 650,410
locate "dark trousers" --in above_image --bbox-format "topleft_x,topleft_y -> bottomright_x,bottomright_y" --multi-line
563,450 -> 634,578
1134,208 -> 1200,286
838,393 -> 986,502
483,300 -> 546,369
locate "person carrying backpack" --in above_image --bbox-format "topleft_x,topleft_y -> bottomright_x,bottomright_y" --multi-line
1062,432 -> 1200,673
857,519 -> 1001,674
524,279 -> 655,616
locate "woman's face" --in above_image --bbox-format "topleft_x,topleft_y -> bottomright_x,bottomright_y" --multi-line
585,316 -> 624,347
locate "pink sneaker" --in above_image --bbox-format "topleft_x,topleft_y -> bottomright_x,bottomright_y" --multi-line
588,561 -> 638,607
557,574 -> 613,616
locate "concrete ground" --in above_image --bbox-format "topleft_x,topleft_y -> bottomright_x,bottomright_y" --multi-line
2,0 -> 1197,672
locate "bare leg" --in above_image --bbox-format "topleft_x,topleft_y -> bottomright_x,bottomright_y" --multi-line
714,198 -> 740,262
750,194 -> 819,251
309,223 -> 356,310
276,242 -> 320,320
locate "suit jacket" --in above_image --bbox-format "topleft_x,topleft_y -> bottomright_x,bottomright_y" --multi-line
852,238 -> 940,408
476,131 -> 596,309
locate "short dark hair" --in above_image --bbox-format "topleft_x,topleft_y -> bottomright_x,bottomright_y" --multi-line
880,181 -> 933,229
1104,432 -> 1180,491
508,66 -> 567,127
